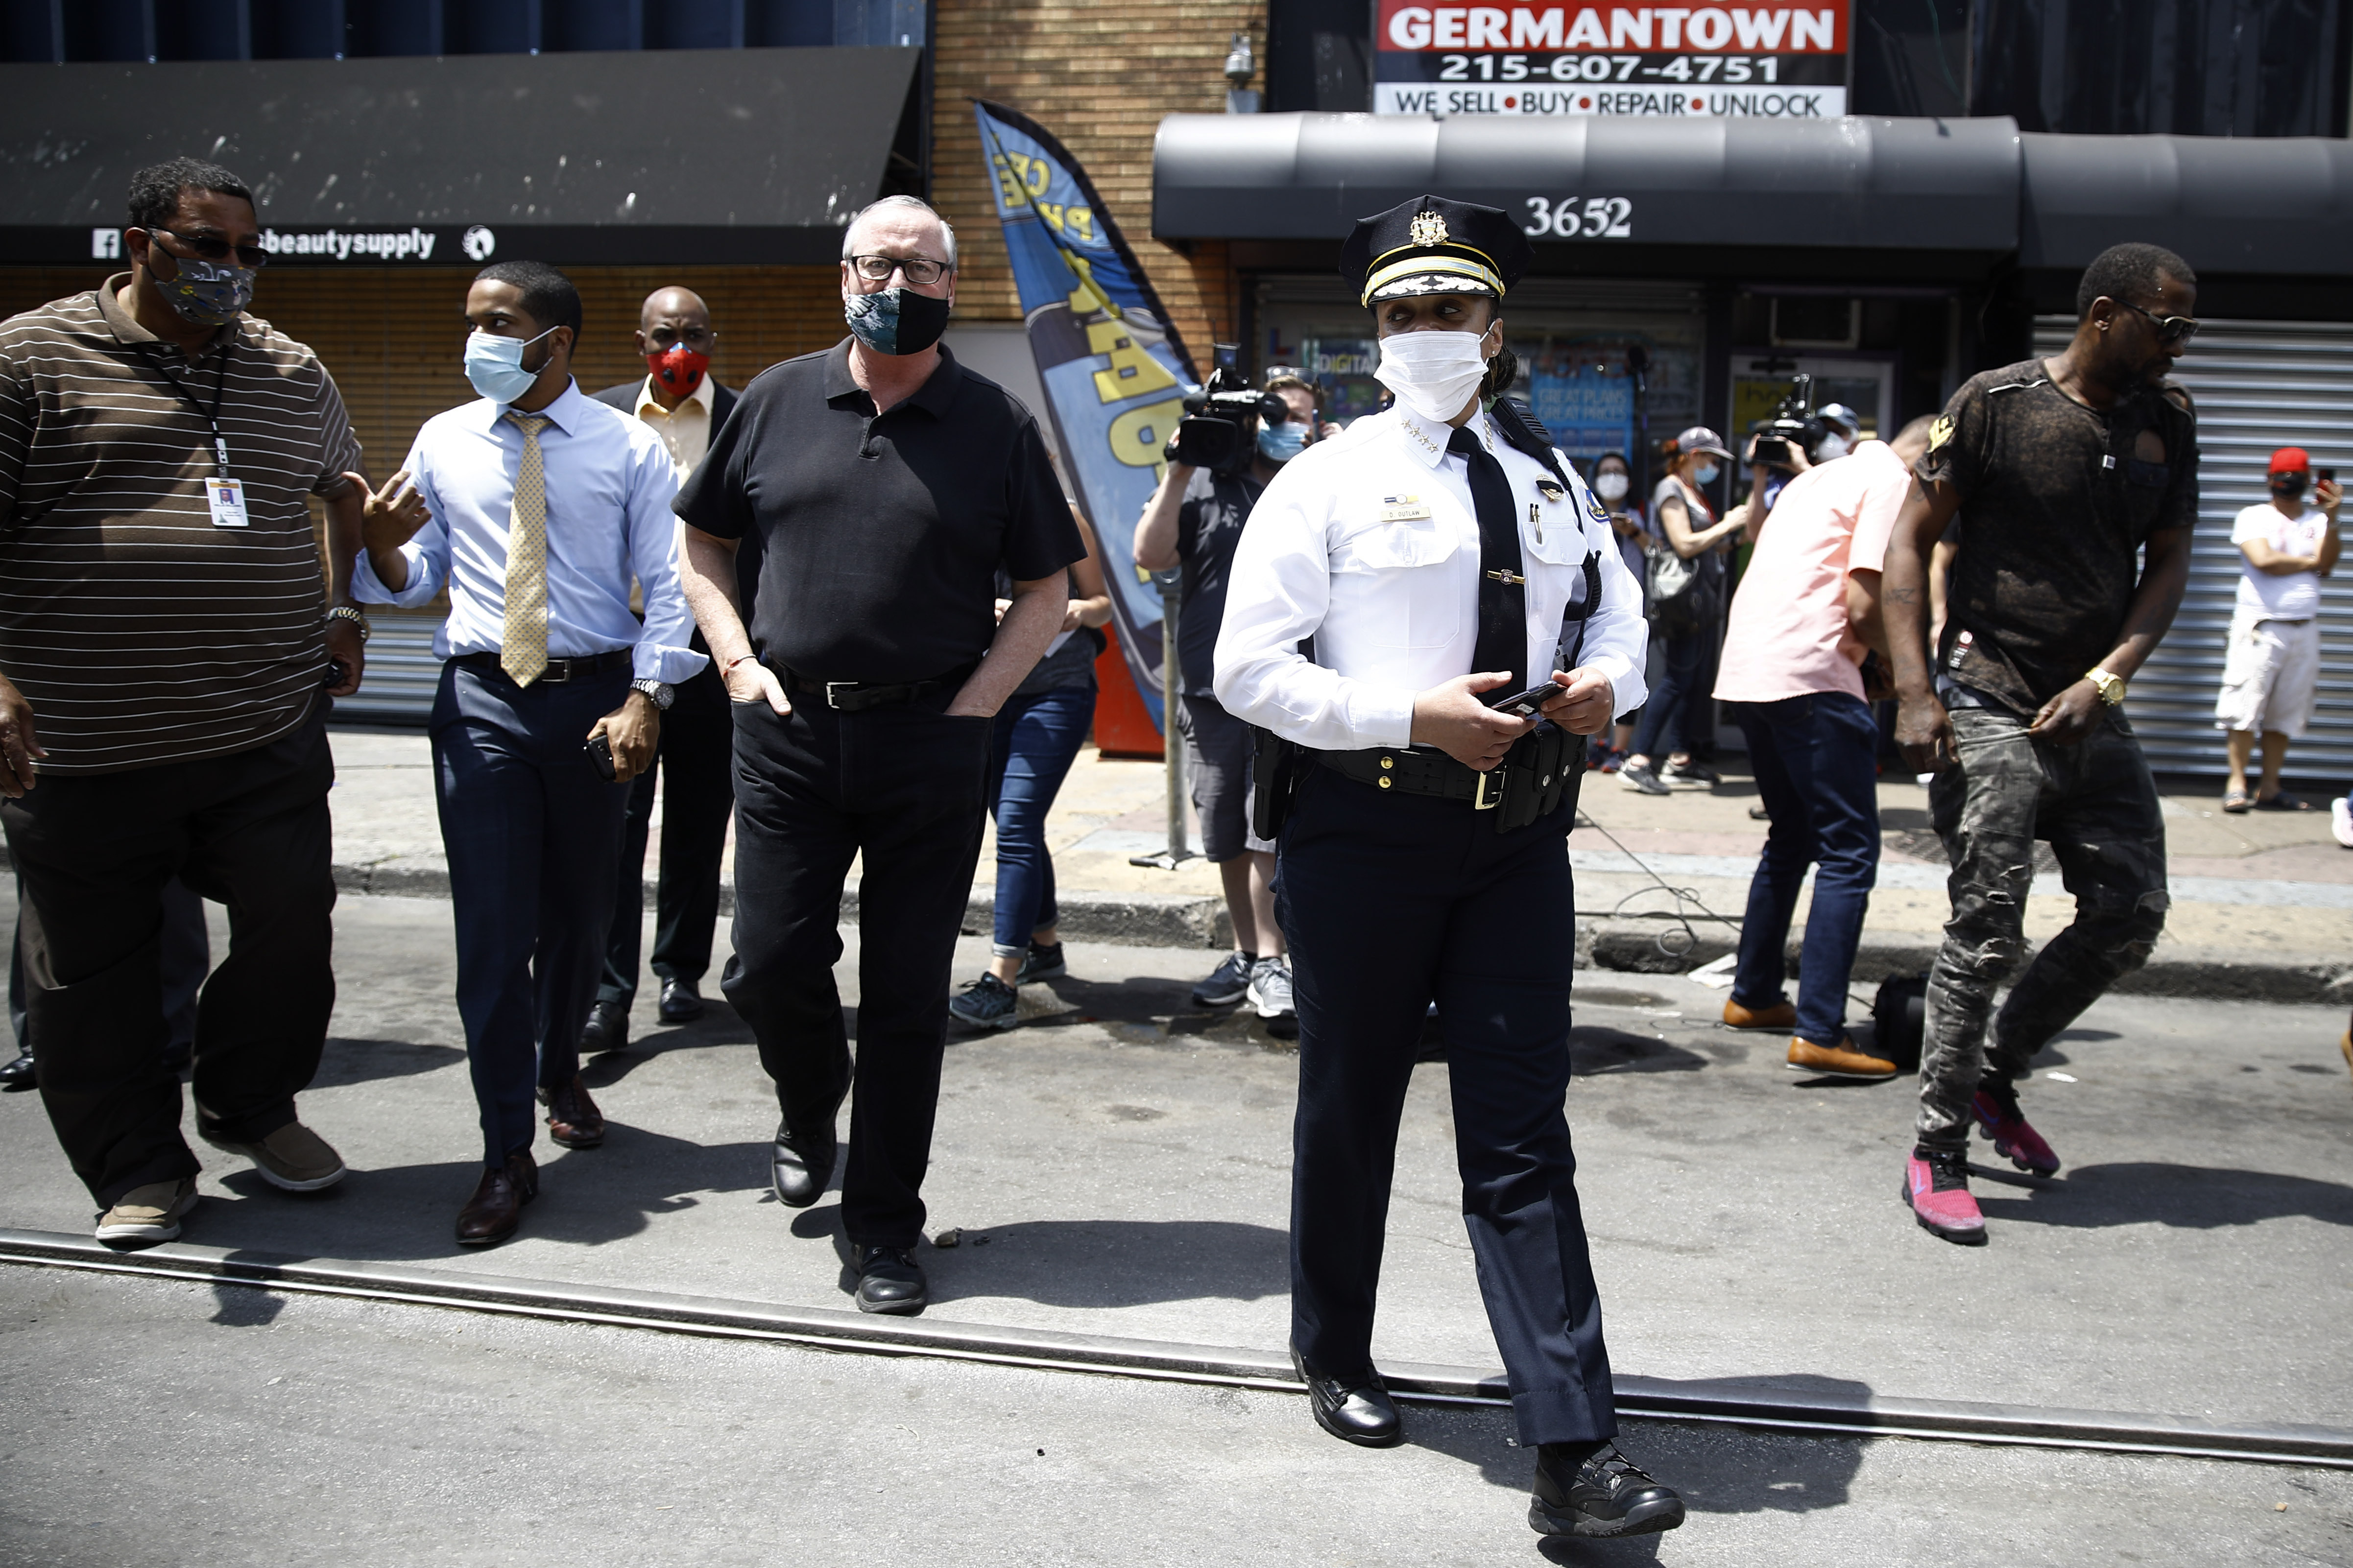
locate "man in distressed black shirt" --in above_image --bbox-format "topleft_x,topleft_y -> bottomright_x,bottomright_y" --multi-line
1881,242 -> 2199,1246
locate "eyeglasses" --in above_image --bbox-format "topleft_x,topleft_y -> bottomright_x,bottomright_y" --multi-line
146,227 -> 271,269
2117,299 -> 2198,348
848,253 -> 950,285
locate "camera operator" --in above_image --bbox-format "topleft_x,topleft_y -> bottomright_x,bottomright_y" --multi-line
1134,370 -> 1322,1021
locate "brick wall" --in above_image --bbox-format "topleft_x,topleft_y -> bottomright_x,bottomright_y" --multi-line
0,266 -> 843,477
931,0 -> 1259,364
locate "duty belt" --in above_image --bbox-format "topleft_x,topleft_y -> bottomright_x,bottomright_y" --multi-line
779,662 -> 975,713
1316,726 -> 1581,832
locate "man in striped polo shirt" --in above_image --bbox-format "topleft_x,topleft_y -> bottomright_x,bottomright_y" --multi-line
0,158 -> 400,1245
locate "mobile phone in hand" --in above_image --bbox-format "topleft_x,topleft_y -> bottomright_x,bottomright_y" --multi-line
1487,680 -> 1564,717
586,732 -> 618,781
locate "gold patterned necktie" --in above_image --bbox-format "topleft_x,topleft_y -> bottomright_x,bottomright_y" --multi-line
501,412 -> 552,686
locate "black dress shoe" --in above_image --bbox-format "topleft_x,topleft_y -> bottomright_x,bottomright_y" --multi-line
540,1075 -> 605,1149
455,1151 -> 538,1246
1292,1348 -> 1402,1447
0,1048 -> 35,1093
1530,1442 -> 1686,1539
579,1000 -> 628,1055
853,1244 -> 929,1315
770,1116 -> 837,1208
656,978 -> 704,1023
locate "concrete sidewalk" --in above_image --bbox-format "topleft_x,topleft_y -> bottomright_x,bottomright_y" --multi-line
308,726 -> 2353,1002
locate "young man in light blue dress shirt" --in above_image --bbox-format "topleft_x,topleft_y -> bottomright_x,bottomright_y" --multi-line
355,261 -> 704,1245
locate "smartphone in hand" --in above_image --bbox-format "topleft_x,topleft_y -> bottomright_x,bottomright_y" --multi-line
586,732 -> 618,782
1487,680 -> 1564,718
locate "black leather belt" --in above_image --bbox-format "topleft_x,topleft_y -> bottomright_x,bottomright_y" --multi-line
779,663 -> 976,713
1320,744 -> 1501,807
456,649 -> 630,684
1316,727 -> 1582,832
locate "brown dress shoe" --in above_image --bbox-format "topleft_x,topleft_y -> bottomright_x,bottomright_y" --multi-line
541,1074 -> 605,1148
1723,997 -> 1797,1030
1786,1036 -> 1897,1080
456,1151 -> 538,1245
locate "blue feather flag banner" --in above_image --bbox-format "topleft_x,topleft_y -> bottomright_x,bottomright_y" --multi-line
972,98 -> 1199,728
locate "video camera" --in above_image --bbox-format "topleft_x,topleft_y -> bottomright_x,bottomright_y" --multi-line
1749,373 -> 1823,469
1167,344 -> 1289,474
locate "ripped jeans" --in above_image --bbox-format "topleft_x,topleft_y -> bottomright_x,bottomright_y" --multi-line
1916,705 -> 2169,1150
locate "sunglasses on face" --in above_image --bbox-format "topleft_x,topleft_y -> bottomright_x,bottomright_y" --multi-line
2117,299 -> 2198,348
146,226 -> 271,269
848,253 -> 949,286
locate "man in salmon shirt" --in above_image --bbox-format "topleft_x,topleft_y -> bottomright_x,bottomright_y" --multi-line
1712,413 -> 1937,1079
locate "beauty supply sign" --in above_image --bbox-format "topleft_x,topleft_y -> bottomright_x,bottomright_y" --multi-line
1375,2 -> 1849,118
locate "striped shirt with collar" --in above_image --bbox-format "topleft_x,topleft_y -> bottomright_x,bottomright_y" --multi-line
0,275 -> 360,775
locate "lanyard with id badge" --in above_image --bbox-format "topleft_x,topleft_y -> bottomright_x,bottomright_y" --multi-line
145,340 -> 246,527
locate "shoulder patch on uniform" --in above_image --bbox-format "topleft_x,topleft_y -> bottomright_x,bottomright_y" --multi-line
1928,414 -> 1956,451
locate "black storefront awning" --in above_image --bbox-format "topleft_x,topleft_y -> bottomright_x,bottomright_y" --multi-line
0,46 -> 923,267
2019,132 -> 2353,275
1156,113 -> 2353,280
1154,113 -> 2020,257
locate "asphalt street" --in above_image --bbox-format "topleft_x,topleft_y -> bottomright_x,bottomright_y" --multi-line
1,889 -> 2350,1564
6,1268 -> 2352,1568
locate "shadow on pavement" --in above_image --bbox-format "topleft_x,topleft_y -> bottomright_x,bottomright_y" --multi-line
848,1217 -> 1293,1309
1569,1028 -> 1709,1076
309,1037 -> 465,1089
1976,1162 -> 2353,1229
202,1128 -> 772,1261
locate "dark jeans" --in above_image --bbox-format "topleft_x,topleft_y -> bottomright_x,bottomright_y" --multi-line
984,685 -> 1096,956
725,691 -> 993,1249
1917,706 -> 2168,1149
1629,623 -> 1717,760
0,707 -> 335,1206
432,662 -> 632,1164
1279,768 -> 1614,1448
1729,693 -> 1881,1046
598,676 -> 735,1009
11,876 -> 207,1055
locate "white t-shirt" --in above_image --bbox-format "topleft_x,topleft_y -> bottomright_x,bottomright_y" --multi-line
2231,501 -> 2331,619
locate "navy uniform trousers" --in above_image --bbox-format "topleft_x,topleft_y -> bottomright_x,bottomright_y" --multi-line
1280,764 -> 1615,1448
432,660 -> 631,1164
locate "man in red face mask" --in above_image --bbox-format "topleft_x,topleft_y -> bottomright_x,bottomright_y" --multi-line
585,287 -> 754,1050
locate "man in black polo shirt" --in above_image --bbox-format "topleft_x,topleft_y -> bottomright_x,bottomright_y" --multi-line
676,195 -> 1082,1315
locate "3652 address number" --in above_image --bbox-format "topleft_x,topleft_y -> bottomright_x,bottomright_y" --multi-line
1523,196 -> 1633,239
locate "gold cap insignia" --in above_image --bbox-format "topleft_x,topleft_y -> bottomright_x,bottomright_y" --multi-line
1408,210 -> 1449,248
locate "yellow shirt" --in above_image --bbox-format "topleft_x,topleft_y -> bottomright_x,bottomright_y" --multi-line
631,371 -> 716,482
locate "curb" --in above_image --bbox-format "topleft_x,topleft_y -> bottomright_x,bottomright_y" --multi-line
8,846 -> 2342,1005
5,1229 -> 2347,1470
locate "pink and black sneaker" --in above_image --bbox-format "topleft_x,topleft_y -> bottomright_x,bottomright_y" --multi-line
1902,1146 -> 1987,1245
1972,1083 -> 2061,1176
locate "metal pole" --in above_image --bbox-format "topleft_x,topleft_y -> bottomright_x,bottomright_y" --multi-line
1130,576 -> 1195,870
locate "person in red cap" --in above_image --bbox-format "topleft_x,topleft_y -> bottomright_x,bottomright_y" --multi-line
2214,446 -> 2339,811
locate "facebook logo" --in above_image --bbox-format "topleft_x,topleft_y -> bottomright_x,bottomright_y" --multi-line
91,229 -> 121,260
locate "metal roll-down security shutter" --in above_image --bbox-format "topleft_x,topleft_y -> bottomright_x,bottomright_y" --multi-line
2034,315 -> 2353,782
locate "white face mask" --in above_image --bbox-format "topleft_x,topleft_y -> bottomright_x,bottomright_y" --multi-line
1815,433 -> 1850,461
1694,462 -> 1721,487
1594,472 -> 1630,501
1375,328 -> 1491,424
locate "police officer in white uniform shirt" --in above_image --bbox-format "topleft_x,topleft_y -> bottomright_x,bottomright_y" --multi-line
1214,196 -> 1682,1542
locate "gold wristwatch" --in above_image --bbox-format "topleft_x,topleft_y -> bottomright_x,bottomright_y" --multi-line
2085,667 -> 2127,707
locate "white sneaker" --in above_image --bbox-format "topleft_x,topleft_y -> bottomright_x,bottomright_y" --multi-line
1248,954 -> 1295,1020
2332,796 -> 2353,849
96,1178 -> 198,1243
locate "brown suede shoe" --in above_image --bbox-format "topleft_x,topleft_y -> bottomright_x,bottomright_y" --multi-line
541,1075 -> 604,1148
1723,997 -> 1797,1030
456,1151 -> 538,1245
1787,1036 -> 1897,1080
